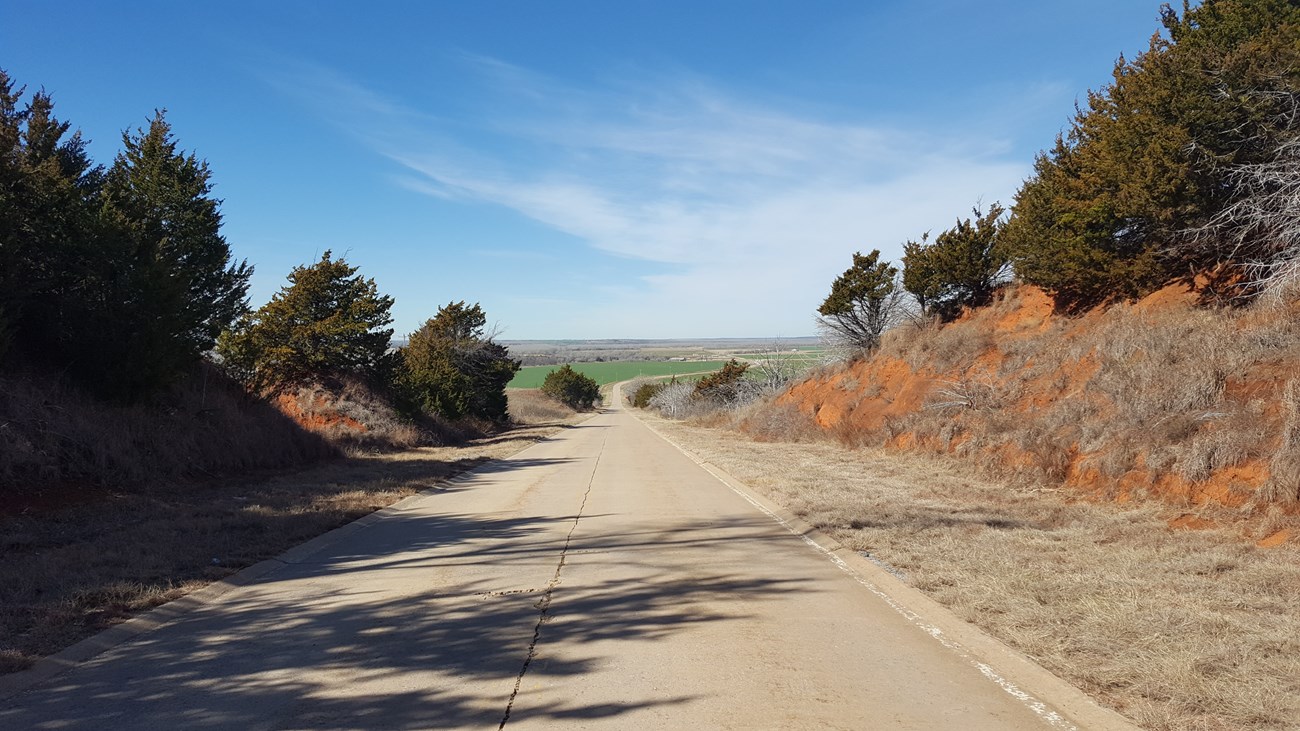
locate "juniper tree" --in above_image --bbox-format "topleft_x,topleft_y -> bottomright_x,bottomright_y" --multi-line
0,73 -> 104,372
692,359 -> 750,404
902,203 -> 1009,320
95,111 -> 251,398
218,251 -> 392,391
398,301 -> 520,421
540,364 -> 600,411
817,250 -> 904,352
1002,0 -> 1300,307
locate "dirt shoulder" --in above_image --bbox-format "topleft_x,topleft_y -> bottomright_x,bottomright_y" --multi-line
642,413 -> 1300,731
0,415 -> 586,675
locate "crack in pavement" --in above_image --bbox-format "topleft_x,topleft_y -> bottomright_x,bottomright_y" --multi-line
497,436 -> 605,730
477,589 -> 544,599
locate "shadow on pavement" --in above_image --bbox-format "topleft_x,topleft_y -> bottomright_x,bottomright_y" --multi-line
1,506 -> 809,730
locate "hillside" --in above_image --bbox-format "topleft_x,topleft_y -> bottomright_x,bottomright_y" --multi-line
768,284 -> 1299,545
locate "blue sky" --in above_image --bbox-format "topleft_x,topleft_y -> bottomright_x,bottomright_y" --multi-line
3,1 -> 1165,339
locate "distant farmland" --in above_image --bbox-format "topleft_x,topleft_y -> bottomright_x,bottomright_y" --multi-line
733,351 -> 825,365
508,361 -> 729,389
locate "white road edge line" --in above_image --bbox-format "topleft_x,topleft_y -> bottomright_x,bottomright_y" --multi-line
633,411 -> 1079,731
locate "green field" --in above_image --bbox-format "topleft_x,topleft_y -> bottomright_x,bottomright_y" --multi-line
508,361 -> 729,389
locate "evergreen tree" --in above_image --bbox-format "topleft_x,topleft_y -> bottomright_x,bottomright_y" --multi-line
540,365 -> 600,411
902,203 -> 1008,320
692,359 -> 750,404
0,73 -> 104,370
218,251 -> 393,390
0,73 -> 249,401
95,111 -> 251,397
0,72 -> 17,363
397,301 -> 519,422
1002,0 -> 1300,307
817,250 -> 904,352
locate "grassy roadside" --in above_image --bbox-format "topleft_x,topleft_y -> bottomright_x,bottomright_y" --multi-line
0,394 -> 586,675
642,412 -> 1300,731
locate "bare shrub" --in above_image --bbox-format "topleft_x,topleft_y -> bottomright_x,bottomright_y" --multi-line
814,338 -> 860,366
647,381 -> 700,419
746,341 -> 811,394
926,377 -> 1006,411
1183,124 -> 1300,300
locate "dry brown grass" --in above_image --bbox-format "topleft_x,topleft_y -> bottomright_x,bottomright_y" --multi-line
1,363 -> 336,494
768,284 -> 1300,507
1266,379 -> 1300,503
279,379 -> 508,453
647,414 -> 1300,731
506,388 -> 579,425
0,416 -> 583,675
283,381 -> 430,453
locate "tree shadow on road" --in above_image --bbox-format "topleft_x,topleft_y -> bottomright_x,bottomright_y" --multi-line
1,508 -> 811,729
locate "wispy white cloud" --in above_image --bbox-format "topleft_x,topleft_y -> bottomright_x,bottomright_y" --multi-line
268,56 -> 1030,337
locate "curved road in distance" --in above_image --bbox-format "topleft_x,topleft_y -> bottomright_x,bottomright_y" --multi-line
0,388 -> 1134,730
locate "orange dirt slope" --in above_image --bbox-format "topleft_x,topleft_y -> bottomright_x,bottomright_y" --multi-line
775,283 -> 1299,536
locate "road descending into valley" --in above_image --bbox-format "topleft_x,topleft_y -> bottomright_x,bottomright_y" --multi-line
0,391 -> 1135,730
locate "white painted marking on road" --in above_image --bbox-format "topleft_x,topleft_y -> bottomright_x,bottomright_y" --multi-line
640,418 -> 1079,731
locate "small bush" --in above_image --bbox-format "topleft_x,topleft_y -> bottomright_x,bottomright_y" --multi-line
817,250 -> 907,351
540,365 -> 601,410
631,380 -> 668,408
693,360 -> 750,404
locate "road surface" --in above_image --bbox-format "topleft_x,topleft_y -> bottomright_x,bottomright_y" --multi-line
0,391 -> 1129,730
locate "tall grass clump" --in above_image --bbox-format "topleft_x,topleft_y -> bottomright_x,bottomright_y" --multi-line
507,388 -> 578,425
1265,379 -> 1300,503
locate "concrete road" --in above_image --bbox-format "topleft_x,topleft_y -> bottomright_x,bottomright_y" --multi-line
0,393 -> 1128,730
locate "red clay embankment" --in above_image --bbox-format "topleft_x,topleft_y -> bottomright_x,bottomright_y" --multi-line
769,285 -> 1300,544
